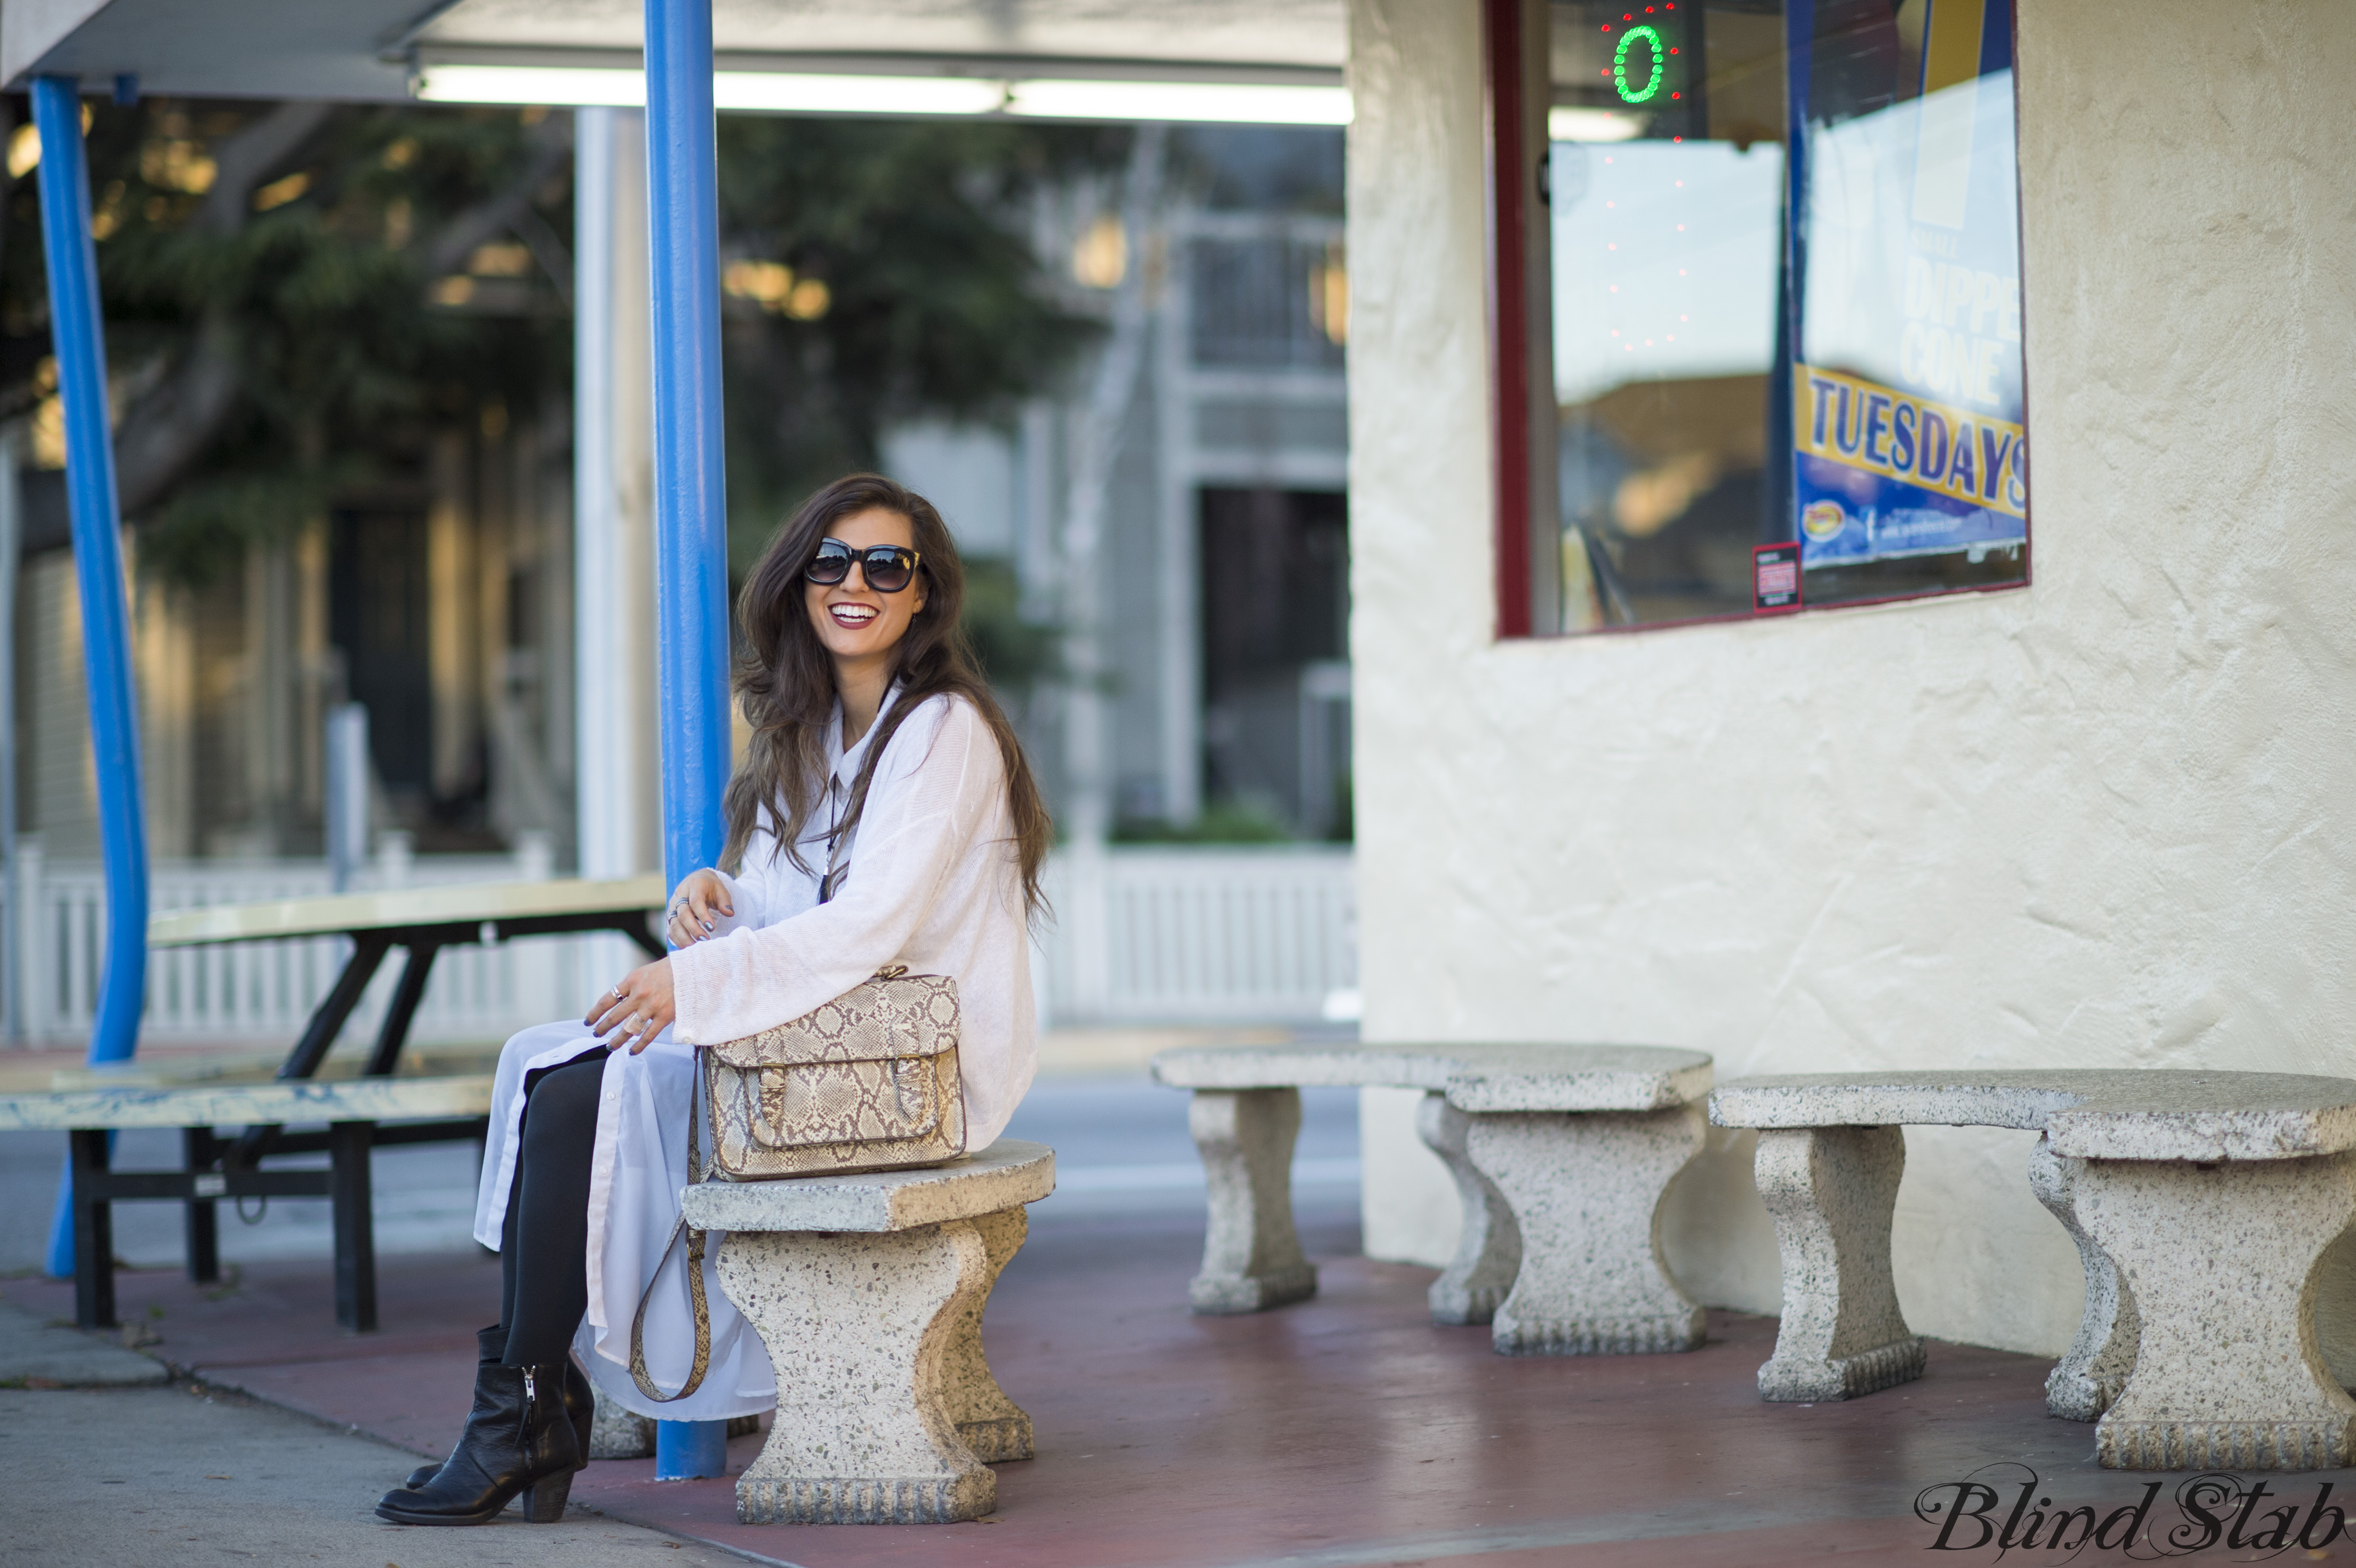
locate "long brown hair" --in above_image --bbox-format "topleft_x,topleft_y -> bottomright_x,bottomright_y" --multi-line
722,473 -> 1052,916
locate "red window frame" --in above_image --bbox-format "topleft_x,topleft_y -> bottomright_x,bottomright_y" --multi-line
1483,0 -> 1542,639
1481,0 -> 2036,640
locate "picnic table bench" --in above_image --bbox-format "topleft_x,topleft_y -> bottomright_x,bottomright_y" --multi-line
10,874 -> 665,1333
1711,1069 -> 2356,1471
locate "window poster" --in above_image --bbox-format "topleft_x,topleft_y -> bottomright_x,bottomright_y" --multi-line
1544,0 -> 2029,633
1787,0 -> 2027,601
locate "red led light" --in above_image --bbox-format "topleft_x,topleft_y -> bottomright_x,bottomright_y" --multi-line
1670,91 -> 1681,98
1669,46 -> 1679,53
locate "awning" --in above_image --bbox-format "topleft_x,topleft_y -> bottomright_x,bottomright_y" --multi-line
2,0 -> 1347,120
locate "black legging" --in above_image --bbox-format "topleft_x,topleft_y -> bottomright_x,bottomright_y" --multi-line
497,1047 -> 606,1367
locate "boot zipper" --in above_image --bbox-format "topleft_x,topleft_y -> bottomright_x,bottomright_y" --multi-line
521,1368 -> 538,1453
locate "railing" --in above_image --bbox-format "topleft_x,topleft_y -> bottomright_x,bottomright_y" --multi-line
3,841 -> 1356,1048
1037,844 -> 1357,1025
5,834 -> 607,1050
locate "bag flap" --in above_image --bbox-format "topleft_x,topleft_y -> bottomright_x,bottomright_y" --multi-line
708,972 -> 960,1068
738,1055 -> 947,1149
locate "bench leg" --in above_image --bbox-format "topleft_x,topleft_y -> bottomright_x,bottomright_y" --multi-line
718,1220 -> 997,1524
184,1127 -> 220,1285
1467,1105 -> 1706,1355
2027,1134 -> 2138,1421
70,1129 -> 116,1330
1187,1088 -> 1317,1315
329,1122 -> 377,1333
1415,1092 -> 1522,1326
1752,1126 -> 1923,1400
940,1206 -> 1033,1462
2080,1152 -> 2356,1470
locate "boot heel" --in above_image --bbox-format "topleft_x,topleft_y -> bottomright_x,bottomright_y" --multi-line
522,1469 -> 573,1524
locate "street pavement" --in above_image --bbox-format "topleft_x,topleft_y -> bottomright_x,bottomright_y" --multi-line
0,1384 -> 760,1566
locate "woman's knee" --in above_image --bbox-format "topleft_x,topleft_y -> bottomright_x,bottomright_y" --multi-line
521,1056 -> 606,1149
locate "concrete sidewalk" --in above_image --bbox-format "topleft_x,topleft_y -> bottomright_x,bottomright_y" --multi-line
0,1297 -> 169,1387
0,1384 -> 759,1566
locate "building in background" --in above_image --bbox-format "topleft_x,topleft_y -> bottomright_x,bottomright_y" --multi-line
10,389 -> 575,864
890,125 -> 1351,846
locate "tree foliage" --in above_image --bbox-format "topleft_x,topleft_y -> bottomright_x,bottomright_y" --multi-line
0,97 -> 1114,594
714,116 -> 1121,567
1,98 -> 569,583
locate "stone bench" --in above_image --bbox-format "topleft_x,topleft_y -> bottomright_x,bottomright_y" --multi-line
677,1138 -> 1055,1524
1711,1070 -> 2356,1470
0,1075 -> 493,1332
1150,1043 -> 1714,1355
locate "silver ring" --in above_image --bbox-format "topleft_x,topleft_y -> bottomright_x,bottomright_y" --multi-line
611,986 -> 623,999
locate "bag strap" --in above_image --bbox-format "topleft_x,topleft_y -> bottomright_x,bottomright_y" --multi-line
818,780 -> 853,905
628,1051 -> 713,1404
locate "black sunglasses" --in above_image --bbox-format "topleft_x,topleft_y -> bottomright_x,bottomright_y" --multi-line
806,538 -> 921,594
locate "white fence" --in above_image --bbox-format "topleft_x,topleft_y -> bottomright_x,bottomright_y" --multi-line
4,841 -> 1356,1049
1036,845 -> 1358,1025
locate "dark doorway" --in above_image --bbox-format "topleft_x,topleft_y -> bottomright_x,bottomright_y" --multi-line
1199,487 -> 1351,838
328,510 -> 432,798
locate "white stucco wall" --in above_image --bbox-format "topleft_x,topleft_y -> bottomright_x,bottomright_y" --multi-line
1345,0 -> 2356,1356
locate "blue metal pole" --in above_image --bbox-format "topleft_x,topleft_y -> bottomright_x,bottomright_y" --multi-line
33,75 -> 150,1277
644,0 -> 731,889
643,0 -> 732,1472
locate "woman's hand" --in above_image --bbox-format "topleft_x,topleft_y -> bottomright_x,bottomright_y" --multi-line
665,869 -> 735,949
586,958 -> 676,1055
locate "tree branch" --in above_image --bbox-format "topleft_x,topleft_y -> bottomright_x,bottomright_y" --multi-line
421,117 -> 573,278
117,103 -> 333,514
198,101 -> 334,237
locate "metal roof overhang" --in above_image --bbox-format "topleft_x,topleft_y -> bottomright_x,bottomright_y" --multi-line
1,0 -> 1347,107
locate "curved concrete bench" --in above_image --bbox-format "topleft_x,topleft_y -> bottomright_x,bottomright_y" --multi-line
677,1139 -> 1055,1524
1151,1043 -> 1713,1355
1712,1070 -> 2356,1471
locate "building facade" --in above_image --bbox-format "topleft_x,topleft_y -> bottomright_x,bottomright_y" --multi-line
1348,0 -> 2356,1362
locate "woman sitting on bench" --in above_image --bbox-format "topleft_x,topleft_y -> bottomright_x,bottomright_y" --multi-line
377,474 -> 1052,1527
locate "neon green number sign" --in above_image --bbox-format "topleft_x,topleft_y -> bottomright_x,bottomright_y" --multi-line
1613,25 -> 1666,105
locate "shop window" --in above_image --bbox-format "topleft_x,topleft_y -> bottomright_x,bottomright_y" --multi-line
1486,0 -> 2028,634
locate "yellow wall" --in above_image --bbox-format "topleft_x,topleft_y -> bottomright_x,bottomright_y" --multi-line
1345,0 -> 2356,1354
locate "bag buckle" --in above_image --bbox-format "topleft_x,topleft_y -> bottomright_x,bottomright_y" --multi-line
873,964 -> 908,980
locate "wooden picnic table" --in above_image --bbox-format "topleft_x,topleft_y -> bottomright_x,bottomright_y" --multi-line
148,873 -> 668,1081
14,875 -> 666,1332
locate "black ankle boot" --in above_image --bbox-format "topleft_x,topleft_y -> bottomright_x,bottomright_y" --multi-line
375,1361 -> 582,1526
403,1329 -> 594,1491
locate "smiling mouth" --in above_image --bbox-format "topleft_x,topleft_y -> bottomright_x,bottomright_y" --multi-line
828,602 -> 879,629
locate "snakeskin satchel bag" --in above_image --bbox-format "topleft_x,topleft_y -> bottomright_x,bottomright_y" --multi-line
702,965 -> 966,1179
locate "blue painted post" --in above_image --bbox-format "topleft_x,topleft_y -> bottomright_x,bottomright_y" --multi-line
643,0 -> 733,1475
33,75 -> 151,1277
644,0 -> 731,886
653,1417 -> 731,1482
